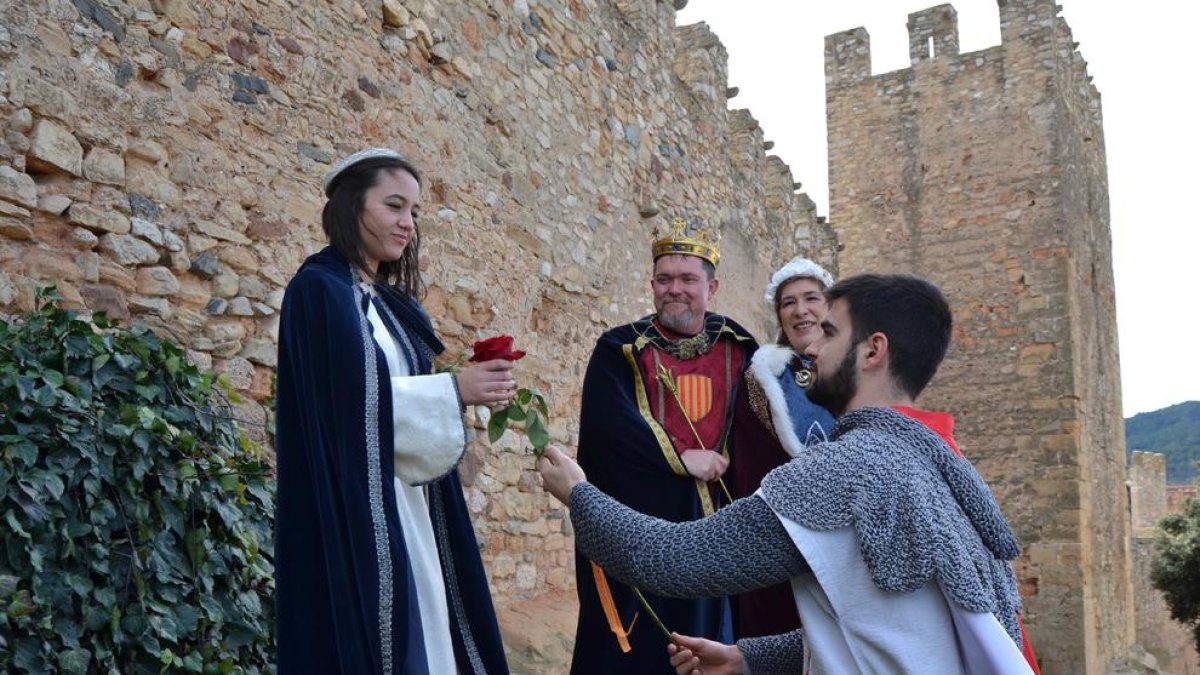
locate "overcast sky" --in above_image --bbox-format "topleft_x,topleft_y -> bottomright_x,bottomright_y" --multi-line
677,0 -> 1198,417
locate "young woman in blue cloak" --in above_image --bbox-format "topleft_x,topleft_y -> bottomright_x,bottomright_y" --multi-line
274,148 -> 514,674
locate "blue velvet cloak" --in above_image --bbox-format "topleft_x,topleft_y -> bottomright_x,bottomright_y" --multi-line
274,247 -> 508,674
572,314 -> 756,675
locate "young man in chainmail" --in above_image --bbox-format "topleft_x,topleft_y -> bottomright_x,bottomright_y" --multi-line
539,274 -> 1033,675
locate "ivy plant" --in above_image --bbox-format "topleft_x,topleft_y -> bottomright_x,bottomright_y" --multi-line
0,289 -> 275,674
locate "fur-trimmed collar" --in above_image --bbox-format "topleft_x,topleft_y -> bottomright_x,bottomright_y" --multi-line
748,344 -> 805,457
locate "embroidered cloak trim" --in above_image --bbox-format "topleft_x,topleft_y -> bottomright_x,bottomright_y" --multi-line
274,247 -> 508,674
571,313 -> 755,675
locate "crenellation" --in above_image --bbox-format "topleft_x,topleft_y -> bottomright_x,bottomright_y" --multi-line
998,0 -> 1063,44
907,4 -> 959,65
824,27 -> 871,86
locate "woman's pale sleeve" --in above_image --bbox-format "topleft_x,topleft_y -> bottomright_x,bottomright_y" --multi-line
389,372 -> 467,484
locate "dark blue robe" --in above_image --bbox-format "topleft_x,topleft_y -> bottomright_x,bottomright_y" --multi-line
274,247 -> 508,674
572,314 -> 756,675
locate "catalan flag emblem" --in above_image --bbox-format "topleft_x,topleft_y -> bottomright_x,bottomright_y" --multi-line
674,373 -> 713,422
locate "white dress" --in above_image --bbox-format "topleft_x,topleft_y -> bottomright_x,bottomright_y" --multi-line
364,287 -> 466,672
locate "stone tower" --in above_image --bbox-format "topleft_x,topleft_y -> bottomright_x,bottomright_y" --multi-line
825,1 -> 1133,673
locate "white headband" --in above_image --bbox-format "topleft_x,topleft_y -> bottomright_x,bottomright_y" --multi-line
322,147 -> 404,195
764,256 -> 835,306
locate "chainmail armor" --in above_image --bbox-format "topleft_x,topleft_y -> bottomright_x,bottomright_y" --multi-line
759,406 -> 1025,648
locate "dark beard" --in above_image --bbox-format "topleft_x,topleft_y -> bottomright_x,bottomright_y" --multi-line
807,347 -> 858,417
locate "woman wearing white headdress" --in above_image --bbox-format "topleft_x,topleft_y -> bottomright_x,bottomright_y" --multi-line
725,256 -> 836,641
274,149 -> 512,673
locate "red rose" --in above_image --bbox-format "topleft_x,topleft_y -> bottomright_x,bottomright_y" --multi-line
469,334 -> 526,362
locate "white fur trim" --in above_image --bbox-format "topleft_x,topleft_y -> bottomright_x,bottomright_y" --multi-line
749,344 -> 806,458
764,257 -> 834,306
323,147 -> 403,194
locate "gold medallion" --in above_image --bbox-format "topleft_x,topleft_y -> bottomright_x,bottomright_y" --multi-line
794,369 -> 813,388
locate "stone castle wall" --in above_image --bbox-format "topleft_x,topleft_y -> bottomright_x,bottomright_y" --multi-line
824,1 -> 1133,672
0,0 -> 836,637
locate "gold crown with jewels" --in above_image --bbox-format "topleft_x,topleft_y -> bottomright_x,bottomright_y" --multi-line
652,217 -> 720,267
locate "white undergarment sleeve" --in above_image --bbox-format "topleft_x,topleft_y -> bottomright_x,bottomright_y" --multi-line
364,297 -> 466,485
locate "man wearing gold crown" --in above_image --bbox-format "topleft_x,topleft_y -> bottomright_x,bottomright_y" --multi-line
569,218 -> 758,675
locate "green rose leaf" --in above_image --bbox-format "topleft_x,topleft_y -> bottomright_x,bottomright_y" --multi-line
525,410 -> 551,453
487,406 -> 509,443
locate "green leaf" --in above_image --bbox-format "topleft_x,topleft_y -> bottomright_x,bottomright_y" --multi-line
526,412 -> 551,452
6,439 -> 38,468
56,648 -> 91,673
487,407 -> 509,443
174,605 -> 201,634
217,473 -> 239,492
516,388 -> 533,406
43,369 -> 65,387
132,429 -> 154,452
5,510 -> 30,539
506,405 -> 527,422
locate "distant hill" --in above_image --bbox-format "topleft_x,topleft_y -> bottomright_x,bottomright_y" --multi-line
1125,401 -> 1200,485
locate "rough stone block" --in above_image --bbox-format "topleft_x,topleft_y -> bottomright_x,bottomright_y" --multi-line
175,275 -> 211,306
82,148 -> 126,185
228,297 -> 253,316
28,119 -> 83,176
0,165 -> 38,208
27,250 -> 84,281
241,338 -> 277,367
135,265 -> 180,296
70,203 -> 131,235
37,193 -> 73,215
129,295 -> 172,318
0,215 -> 34,241
0,270 -> 18,306
79,283 -> 129,320
130,217 -> 164,244
205,321 -> 246,342
98,260 -> 136,292
216,356 -> 254,391
212,272 -> 240,298
99,233 -> 159,265
238,275 -> 268,299
219,245 -> 258,273
194,219 -> 251,244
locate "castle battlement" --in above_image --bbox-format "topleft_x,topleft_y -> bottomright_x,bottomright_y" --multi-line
825,0 -> 1097,97
908,4 -> 960,65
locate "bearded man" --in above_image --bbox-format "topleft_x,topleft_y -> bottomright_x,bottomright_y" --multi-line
567,218 -> 757,675
543,274 -> 1032,675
